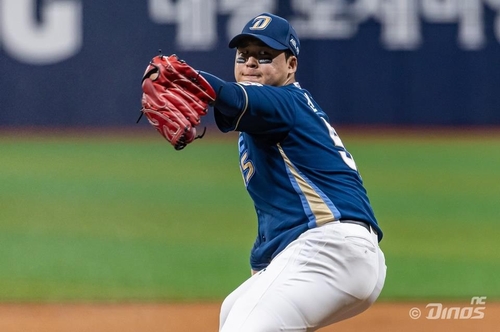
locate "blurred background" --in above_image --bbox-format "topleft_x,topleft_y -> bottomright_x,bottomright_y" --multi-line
2,0 -> 500,127
0,0 -> 499,306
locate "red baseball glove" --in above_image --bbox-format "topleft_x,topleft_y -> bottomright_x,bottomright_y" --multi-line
140,54 -> 216,150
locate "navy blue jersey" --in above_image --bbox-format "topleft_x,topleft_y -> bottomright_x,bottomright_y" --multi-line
202,74 -> 382,271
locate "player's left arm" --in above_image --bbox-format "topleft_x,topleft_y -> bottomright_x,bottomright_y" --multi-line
200,71 -> 246,118
200,71 -> 295,134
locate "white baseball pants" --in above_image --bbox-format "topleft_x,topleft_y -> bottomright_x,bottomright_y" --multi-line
219,221 -> 387,332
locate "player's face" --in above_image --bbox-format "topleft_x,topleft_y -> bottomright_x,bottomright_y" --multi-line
234,39 -> 297,87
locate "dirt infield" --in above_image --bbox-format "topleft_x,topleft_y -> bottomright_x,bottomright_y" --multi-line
0,302 -> 498,332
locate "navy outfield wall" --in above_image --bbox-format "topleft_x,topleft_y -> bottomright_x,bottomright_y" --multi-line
1,0 -> 499,127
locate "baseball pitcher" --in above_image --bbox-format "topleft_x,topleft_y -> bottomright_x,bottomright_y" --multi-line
140,12 -> 386,332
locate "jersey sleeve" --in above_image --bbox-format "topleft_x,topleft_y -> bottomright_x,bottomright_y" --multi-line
232,83 -> 296,135
199,72 -> 296,134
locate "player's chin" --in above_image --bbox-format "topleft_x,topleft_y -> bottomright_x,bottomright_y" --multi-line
239,76 -> 262,84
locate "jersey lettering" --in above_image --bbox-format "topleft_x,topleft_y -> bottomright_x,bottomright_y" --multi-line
321,118 -> 357,171
304,93 -> 318,113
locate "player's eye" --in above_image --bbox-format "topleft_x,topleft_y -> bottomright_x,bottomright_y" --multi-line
235,50 -> 273,64
257,50 -> 273,64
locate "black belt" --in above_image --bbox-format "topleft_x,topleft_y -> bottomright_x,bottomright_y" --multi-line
339,219 -> 371,233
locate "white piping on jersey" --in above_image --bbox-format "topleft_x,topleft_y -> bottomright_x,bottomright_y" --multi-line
277,143 -> 341,228
234,83 -> 249,130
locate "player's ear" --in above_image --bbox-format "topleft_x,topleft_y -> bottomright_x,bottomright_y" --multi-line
288,56 -> 297,74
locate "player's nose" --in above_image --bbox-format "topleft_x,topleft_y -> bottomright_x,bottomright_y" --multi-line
245,56 -> 259,68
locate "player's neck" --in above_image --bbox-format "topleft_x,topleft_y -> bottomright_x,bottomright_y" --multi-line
282,75 -> 296,86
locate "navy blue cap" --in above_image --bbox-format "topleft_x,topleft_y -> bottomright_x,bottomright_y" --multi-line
228,13 -> 300,57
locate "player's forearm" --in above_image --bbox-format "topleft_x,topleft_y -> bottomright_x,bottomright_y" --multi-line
199,71 -> 246,117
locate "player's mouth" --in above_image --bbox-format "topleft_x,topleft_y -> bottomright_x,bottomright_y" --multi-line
241,74 -> 261,82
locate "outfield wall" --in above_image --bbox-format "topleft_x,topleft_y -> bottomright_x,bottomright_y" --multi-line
1,0 -> 499,127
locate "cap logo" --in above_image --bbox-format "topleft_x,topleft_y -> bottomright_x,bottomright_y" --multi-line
249,15 -> 272,30
290,37 -> 299,55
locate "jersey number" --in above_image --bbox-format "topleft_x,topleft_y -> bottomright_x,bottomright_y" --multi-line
240,151 -> 254,186
321,118 -> 358,171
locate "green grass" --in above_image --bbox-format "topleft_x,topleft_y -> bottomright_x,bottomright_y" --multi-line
0,130 -> 499,302
348,135 -> 500,301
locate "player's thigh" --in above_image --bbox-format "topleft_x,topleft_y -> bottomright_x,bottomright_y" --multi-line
219,240 -> 306,332
277,223 -> 381,327
221,223 -> 381,331
219,273 -> 260,330
320,244 -> 387,327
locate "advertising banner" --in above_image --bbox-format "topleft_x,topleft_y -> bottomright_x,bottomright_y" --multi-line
1,0 -> 499,126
